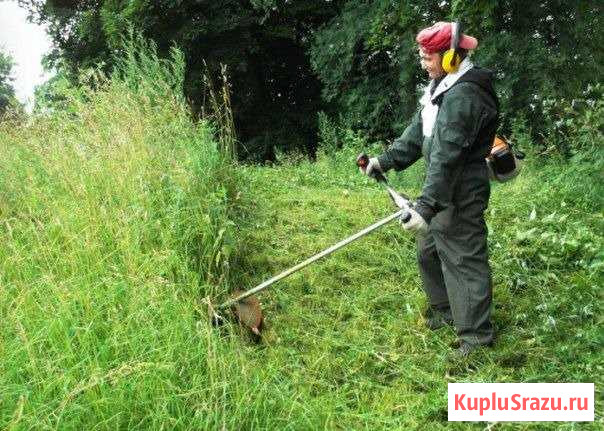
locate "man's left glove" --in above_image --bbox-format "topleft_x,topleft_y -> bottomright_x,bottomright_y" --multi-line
400,206 -> 428,235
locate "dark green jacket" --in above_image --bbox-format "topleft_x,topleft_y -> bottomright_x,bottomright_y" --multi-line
377,67 -> 499,223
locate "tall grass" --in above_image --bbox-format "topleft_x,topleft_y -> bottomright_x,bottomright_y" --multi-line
0,39 -> 253,429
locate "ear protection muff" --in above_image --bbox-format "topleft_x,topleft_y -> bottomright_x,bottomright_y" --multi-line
442,21 -> 461,74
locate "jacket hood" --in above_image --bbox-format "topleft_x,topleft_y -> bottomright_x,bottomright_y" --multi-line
456,67 -> 498,108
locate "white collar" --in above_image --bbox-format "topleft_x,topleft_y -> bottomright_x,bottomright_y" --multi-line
430,57 -> 474,102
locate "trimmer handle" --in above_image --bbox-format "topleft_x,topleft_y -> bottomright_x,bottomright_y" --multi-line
356,153 -> 388,183
357,153 -> 412,222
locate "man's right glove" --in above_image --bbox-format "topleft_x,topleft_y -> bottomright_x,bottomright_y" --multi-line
359,157 -> 383,179
400,206 -> 428,235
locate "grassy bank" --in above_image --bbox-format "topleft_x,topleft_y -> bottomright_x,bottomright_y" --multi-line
0,44 -> 243,429
0,44 -> 601,429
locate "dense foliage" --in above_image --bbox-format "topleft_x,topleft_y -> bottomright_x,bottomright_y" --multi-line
311,0 -> 604,143
21,0 -> 344,160
0,40 -> 239,428
20,0 -> 604,156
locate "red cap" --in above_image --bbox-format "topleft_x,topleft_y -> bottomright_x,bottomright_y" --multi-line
416,21 -> 478,54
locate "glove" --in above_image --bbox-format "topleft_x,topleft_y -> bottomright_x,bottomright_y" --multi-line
359,157 -> 383,178
400,206 -> 428,235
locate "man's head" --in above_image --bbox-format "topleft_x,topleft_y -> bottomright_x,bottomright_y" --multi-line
416,21 -> 477,79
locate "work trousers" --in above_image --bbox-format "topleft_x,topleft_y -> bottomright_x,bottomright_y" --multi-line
416,199 -> 494,346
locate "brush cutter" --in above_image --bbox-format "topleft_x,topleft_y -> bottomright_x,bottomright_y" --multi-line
207,153 -> 411,333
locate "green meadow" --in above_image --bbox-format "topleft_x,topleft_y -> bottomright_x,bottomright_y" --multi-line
0,45 -> 601,430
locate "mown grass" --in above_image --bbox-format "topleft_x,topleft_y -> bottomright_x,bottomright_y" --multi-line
227,141 -> 602,430
0,41 -> 602,429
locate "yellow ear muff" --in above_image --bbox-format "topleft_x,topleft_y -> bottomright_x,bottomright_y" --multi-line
442,21 -> 462,74
442,49 -> 461,74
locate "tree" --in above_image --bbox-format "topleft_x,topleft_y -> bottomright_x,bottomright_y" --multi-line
310,0 -> 604,144
310,0 -> 445,141
20,0 -> 602,152
20,0 -> 345,161
0,50 -> 17,114
33,67 -> 72,113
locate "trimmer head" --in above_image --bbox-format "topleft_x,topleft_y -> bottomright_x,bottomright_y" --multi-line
206,292 -> 263,339
229,289 -> 264,337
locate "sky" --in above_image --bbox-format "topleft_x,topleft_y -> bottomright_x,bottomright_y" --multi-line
0,0 -> 53,109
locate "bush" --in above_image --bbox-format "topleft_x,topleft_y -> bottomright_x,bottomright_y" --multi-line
539,83 -> 604,157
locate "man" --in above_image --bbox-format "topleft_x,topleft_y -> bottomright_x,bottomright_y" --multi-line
360,22 -> 499,356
